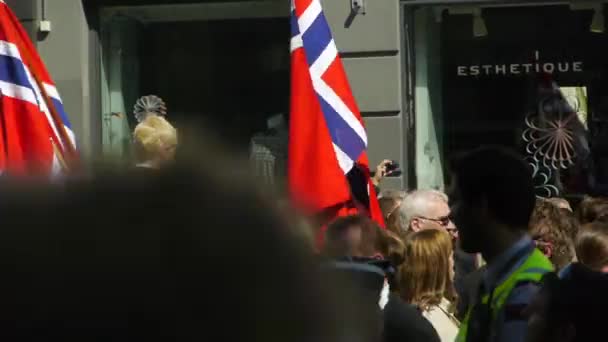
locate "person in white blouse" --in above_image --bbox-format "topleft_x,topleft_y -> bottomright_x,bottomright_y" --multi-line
397,228 -> 460,342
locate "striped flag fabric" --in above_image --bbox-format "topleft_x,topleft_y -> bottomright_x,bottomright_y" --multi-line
288,0 -> 384,228
0,0 -> 76,177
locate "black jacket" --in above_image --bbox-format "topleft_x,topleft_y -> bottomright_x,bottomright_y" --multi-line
455,266 -> 486,320
384,293 -> 440,342
321,258 -> 440,342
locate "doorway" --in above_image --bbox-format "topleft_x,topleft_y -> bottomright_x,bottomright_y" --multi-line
100,1 -> 290,160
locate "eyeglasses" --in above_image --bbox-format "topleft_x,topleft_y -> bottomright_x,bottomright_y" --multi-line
417,215 -> 453,227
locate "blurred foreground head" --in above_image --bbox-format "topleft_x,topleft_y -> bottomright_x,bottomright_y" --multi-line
448,146 -> 535,254
526,264 -> 608,342
0,143 -> 350,341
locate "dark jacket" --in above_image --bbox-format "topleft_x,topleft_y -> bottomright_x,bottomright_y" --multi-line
321,257 -> 440,342
455,266 -> 486,320
453,244 -> 479,315
384,293 -> 440,342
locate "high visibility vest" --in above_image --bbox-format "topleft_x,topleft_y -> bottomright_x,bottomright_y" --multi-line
455,248 -> 553,342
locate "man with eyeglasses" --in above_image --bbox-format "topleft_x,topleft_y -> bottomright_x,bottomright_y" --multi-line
398,189 -> 457,238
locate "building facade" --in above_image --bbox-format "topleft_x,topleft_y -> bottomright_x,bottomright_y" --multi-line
8,0 -> 608,197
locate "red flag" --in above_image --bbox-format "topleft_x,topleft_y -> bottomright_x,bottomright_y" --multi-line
288,0 -> 384,230
0,1 -> 76,176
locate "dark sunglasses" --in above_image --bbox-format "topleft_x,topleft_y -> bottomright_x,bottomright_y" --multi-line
417,215 -> 453,227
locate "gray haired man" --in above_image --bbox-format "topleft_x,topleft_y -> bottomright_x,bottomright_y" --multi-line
398,189 -> 457,238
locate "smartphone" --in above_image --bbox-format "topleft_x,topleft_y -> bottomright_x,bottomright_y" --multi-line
385,161 -> 402,177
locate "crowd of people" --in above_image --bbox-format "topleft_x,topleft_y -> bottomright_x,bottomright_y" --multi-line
365,148 -> 608,342
0,100 -> 606,342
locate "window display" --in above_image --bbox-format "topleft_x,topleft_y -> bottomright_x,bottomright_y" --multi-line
415,4 -> 608,197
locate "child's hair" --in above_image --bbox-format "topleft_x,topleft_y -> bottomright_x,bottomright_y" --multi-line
575,221 -> 608,272
133,115 -> 177,162
578,196 -> 608,225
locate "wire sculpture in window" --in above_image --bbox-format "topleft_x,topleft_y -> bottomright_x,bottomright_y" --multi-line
522,94 -> 577,170
133,95 -> 167,123
527,157 -> 560,198
522,78 -> 590,198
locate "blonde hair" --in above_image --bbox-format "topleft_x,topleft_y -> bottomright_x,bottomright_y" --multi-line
133,115 -> 177,162
398,229 -> 455,311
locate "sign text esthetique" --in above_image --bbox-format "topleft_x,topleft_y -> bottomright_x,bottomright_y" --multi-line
456,51 -> 583,77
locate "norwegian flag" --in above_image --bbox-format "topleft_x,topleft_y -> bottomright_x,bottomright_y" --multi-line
288,0 -> 384,229
0,0 -> 76,177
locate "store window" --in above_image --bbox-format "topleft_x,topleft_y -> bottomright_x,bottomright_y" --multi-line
412,4 -> 608,197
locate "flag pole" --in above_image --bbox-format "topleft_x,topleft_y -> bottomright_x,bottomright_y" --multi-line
18,46 -> 77,171
50,138 -> 68,172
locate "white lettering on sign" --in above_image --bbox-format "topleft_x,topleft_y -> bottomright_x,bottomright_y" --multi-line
543,63 -> 555,73
456,51 -> 583,77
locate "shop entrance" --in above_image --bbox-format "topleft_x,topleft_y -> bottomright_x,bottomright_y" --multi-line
409,2 -> 608,197
100,1 -> 289,160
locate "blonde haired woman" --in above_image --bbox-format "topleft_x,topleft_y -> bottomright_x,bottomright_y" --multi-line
398,229 -> 459,341
132,95 -> 177,170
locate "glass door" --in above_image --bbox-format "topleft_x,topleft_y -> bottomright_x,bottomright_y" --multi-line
413,7 -> 445,190
100,15 -> 142,162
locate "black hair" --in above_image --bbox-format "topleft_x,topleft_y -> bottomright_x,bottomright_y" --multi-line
449,145 -> 536,229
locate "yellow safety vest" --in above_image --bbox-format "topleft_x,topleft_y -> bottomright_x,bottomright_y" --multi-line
455,248 -> 553,342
